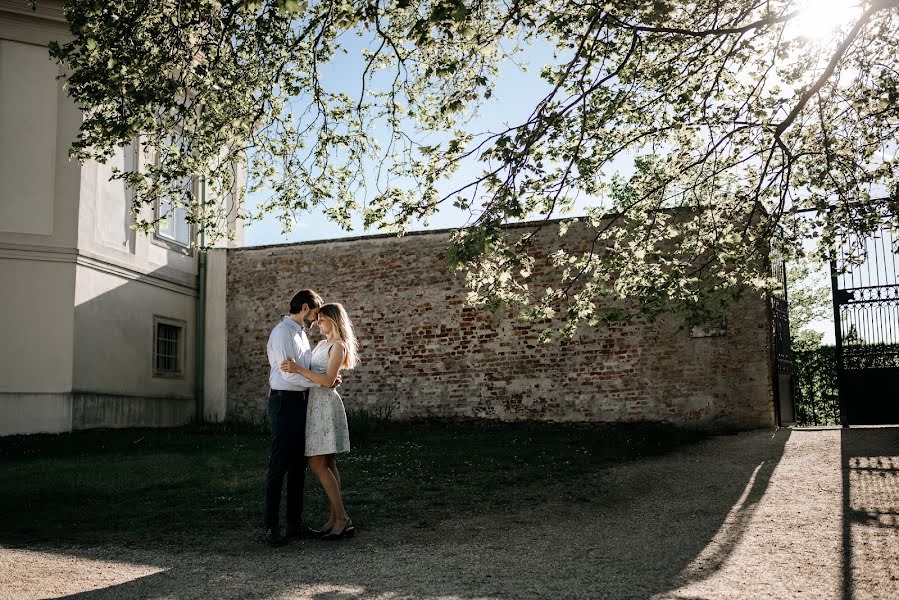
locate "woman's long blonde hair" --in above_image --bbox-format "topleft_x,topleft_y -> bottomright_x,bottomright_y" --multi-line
318,303 -> 358,369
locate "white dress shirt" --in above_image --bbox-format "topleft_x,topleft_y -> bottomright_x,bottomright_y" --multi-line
267,316 -> 317,391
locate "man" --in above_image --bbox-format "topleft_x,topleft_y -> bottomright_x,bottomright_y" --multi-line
263,289 -> 325,546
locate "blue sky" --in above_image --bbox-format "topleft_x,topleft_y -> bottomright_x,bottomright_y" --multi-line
243,37 -> 575,246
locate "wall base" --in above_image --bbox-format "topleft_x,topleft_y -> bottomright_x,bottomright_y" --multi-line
0,392 -> 195,436
72,392 -> 194,430
0,393 -> 73,436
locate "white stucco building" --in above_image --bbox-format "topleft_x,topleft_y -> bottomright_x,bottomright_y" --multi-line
0,2 -> 240,435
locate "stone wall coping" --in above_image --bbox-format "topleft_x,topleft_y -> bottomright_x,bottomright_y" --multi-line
233,216 -> 576,252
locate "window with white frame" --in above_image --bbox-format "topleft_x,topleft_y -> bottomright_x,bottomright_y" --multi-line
156,193 -> 193,246
153,317 -> 185,377
154,134 -> 194,248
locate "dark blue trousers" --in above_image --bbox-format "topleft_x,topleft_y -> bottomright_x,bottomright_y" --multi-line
263,389 -> 308,531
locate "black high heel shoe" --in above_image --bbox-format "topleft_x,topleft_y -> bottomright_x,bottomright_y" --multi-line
321,519 -> 354,541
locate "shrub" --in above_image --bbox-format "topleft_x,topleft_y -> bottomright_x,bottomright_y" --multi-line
792,344 -> 839,426
347,402 -> 396,447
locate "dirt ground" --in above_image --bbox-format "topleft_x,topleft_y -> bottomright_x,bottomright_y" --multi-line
2,427 -> 897,600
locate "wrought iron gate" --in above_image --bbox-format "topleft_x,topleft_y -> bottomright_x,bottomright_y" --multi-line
831,224 -> 899,425
771,251 -> 795,426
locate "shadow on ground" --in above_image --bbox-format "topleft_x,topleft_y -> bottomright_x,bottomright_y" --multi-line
3,429 -> 792,600
840,427 -> 899,600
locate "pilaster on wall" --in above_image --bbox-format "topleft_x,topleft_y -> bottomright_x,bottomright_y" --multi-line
204,248 -> 229,422
225,221 -> 776,429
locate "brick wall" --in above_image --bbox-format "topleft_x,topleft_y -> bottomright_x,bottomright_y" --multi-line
226,221 -> 775,428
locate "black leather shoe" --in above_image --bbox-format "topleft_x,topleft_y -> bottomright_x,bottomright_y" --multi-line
285,523 -> 321,540
263,528 -> 287,547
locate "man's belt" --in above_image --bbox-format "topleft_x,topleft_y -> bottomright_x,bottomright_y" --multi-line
269,389 -> 309,398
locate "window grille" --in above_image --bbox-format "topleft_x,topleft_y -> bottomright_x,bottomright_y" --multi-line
154,320 -> 183,376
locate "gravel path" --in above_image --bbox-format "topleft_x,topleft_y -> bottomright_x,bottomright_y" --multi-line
2,427 -> 897,599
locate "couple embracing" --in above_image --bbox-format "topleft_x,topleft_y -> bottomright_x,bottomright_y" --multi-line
263,289 -> 358,547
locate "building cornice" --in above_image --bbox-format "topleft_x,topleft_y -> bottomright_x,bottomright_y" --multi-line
0,242 -> 75,263
0,243 -> 198,297
0,1 -> 66,23
0,1 -> 71,45
233,217 -> 579,253
77,253 -> 198,297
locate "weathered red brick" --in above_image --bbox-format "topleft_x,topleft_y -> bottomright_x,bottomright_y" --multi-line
225,221 -> 775,428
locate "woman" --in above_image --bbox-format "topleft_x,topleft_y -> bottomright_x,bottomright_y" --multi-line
280,302 -> 358,540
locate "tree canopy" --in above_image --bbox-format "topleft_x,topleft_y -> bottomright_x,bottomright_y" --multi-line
43,0 -> 899,337
786,260 -> 832,348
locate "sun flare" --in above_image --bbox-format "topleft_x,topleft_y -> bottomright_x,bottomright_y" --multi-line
792,0 -> 864,40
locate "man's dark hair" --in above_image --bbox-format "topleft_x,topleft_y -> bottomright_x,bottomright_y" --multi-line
289,289 -> 323,314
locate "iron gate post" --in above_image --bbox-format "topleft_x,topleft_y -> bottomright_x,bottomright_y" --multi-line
830,257 -> 848,428
830,251 -> 849,429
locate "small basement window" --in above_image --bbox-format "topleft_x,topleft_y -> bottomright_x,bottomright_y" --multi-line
154,317 -> 185,377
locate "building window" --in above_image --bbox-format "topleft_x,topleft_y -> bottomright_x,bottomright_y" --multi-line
153,133 -> 195,250
156,193 -> 193,247
154,317 -> 185,377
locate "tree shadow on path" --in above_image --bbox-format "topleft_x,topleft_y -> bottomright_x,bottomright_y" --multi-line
840,426 -> 899,600
25,429 -> 792,600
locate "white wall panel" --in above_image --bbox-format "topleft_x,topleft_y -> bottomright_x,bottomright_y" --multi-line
0,40 -> 58,235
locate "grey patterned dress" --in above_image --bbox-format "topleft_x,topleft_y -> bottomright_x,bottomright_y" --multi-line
305,340 -> 351,456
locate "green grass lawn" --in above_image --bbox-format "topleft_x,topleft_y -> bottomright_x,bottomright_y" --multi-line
0,420 -> 706,549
